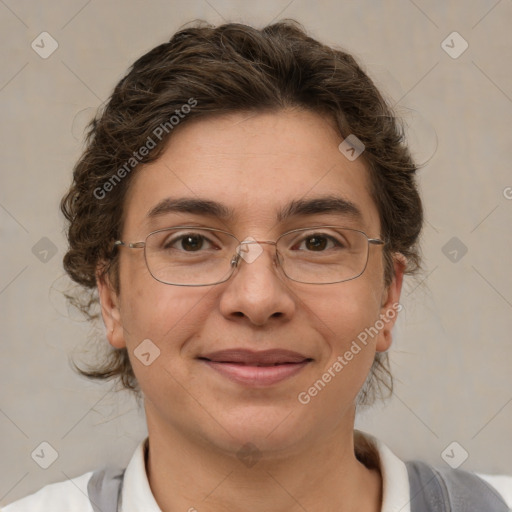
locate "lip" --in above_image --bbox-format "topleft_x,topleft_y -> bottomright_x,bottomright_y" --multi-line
198,349 -> 313,387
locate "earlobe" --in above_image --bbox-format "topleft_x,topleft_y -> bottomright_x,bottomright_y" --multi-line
97,268 -> 126,349
375,253 -> 406,352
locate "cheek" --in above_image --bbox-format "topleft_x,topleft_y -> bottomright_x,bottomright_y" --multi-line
294,287 -> 383,424
118,283 -> 210,398
121,285 -> 200,345
117,252 -> 206,351
301,277 -> 383,390
306,278 -> 382,345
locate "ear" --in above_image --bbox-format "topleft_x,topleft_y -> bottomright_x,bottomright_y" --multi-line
375,253 -> 406,352
97,266 -> 126,349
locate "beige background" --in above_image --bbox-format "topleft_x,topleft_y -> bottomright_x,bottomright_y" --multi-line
1,0 -> 511,505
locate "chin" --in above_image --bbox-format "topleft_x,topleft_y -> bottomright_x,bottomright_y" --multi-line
209,405 -> 308,456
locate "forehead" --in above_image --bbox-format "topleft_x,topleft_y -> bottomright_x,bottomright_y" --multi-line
123,109 -> 380,236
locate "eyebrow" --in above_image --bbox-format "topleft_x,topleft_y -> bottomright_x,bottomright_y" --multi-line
147,197 -> 231,219
276,196 -> 362,223
146,195 -> 363,223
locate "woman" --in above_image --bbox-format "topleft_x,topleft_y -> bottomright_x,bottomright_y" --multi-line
5,20 -> 510,512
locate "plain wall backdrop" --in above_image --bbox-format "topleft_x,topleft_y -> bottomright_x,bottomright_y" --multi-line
1,0 -> 511,505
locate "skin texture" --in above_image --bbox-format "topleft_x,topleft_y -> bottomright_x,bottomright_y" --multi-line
98,109 -> 404,512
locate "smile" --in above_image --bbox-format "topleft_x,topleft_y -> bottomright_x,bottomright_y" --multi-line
198,349 -> 313,386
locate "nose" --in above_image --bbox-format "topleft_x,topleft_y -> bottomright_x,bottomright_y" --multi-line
218,240 -> 296,326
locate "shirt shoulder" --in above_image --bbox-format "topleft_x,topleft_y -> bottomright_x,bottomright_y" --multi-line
477,473 -> 512,508
2,471 -> 94,512
355,430 -> 512,512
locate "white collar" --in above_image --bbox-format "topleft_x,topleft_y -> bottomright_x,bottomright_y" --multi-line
367,432 -> 412,512
121,431 -> 411,512
121,437 -> 161,512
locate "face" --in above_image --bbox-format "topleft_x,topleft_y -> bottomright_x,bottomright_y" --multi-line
98,109 -> 403,457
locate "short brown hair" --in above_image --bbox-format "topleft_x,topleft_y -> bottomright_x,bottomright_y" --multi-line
61,20 -> 423,405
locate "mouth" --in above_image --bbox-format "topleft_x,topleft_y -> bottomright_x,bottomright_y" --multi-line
197,349 -> 313,386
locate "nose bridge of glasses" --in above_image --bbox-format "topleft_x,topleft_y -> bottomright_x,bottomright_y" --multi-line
239,239 -> 277,248
233,238 -> 279,267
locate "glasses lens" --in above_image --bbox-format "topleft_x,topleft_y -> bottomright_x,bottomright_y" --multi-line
145,228 -> 238,285
277,227 -> 370,284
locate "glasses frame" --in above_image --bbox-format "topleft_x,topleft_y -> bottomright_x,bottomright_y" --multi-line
113,225 -> 386,286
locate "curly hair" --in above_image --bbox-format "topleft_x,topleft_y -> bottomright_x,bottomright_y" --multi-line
61,20 -> 423,405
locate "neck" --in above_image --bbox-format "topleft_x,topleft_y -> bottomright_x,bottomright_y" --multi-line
144,412 -> 382,512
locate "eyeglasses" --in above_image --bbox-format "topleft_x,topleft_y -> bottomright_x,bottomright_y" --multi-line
113,226 -> 385,286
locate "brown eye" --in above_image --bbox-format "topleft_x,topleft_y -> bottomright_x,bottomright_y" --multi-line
161,233 -> 213,252
305,236 -> 328,251
180,235 -> 204,251
294,234 -> 341,252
